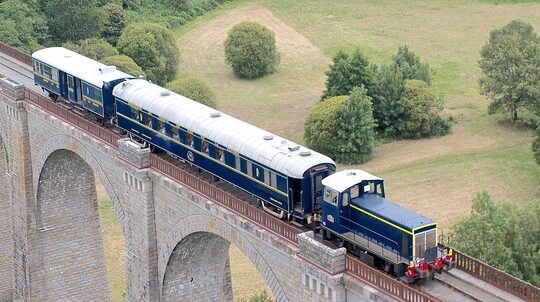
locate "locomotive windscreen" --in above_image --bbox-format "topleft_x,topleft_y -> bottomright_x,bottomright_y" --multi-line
414,228 -> 437,261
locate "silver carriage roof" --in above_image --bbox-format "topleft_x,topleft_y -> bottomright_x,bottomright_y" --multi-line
322,169 -> 382,193
32,47 -> 132,87
112,79 -> 335,179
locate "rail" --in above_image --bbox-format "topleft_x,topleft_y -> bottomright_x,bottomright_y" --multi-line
454,250 -> 540,302
3,41 -> 540,302
345,255 -> 440,302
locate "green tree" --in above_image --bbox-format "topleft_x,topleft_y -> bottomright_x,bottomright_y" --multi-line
479,19 -> 540,125
117,22 -> 179,85
224,21 -> 280,79
305,86 -> 376,164
451,193 -> 540,286
62,38 -> 118,61
102,3 -> 127,45
44,0 -> 104,43
100,55 -> 145,76
393,45 -> 432,85
242,290 -> 274,302
166,78 -> 217,108
533,127 -> 540,164
0,0 -> 48,52
399,80 -> 451,138
322,48 -> 373,100
369,63 -> 405,135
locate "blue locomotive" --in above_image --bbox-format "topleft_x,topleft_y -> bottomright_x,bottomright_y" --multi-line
32,47 -> 455,282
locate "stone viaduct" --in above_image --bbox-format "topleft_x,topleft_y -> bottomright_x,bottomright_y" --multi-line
0,76 -> 395,301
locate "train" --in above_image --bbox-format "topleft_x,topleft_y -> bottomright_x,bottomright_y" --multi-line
31,47 -> 456,283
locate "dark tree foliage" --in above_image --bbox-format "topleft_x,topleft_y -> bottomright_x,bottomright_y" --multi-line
224,21 -> 280,79
117,22 -> 179,85
100,55 -> 145,77
166,77 -> 217,108
393,45 -> 432,85
451,192 -> 540,286
44,0 -> 104,43
321,48 -> 373,100
62,38 -> 118,61
102,3 -> 127,45
399,80 -> 451,138
305,86 -> 376,164
0,0 -> 48,52
479,20 -> 540,125
369,63 -> 405,135
533,127 -> 540,164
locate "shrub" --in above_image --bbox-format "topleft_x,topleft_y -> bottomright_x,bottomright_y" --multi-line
166,77 -> 217,108
305,86 -> 376,164
102,3 -> 127,45
62,38 -> 118,61
44,0 -> 104,43
117,23 -> 179,85
100,55 -> 145,77
224,21 -> 280,79
321,48 -> 373,100
399,80 -> 451,138
393,45 -> 432,85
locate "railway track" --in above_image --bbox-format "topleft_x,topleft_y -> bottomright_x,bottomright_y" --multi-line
1,45 -> 534,302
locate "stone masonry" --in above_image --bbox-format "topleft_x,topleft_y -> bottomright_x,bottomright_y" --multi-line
0,77 -> 397,301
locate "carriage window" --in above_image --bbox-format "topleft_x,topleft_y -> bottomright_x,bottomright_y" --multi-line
350,185 -> 359,198
342,193 -> 349,206
201,140 -> 209,154
142,114 -> 151,127
218,149 -> 225,162
158,120 -> 166,134
246,161 -> 253,177
172,127 -> 179,140
51,67 -> 59,82
186,132 -> 194,147
264,170 -> 270,185
270,172 -> 277,187
95,89 -> 102,101
131,108 -> 138,119
42,65 -> 51,79
235,155 -> 241,170
138,112 -> 144,123
324,188 -> 338,206
33,61 -> 40,73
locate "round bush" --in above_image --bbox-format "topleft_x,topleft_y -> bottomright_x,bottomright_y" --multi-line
224,21 -> 280,79
166,78 -> 217,108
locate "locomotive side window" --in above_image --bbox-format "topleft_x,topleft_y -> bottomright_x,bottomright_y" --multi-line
350,185 -> 359,198
324,188 -> 338,206
342,192 -> 349,206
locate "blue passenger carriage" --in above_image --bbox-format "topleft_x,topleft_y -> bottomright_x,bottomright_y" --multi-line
112,79 -> 336,222
32,47 -> 132,119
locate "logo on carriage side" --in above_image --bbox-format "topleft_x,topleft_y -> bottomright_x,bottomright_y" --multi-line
327,215 -> 334,223
187,151 -> 194,162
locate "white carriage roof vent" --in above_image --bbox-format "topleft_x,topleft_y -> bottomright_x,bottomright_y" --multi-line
299,150 -> 311,157
210,112 -> 221,118
281,140 -> 288,145
263,134 -> 274,140
288,145 -> 300,152
347,171 -> 357,176
64,55 -> 72,59
160,91 -> 171,97
99,66 -> 117,74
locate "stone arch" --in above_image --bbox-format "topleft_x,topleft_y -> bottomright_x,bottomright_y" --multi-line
32,134 -> 127,232
31,149 -> 110,301
161,214 -> 287,301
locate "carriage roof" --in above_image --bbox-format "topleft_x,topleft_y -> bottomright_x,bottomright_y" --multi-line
112,79 -> 335,178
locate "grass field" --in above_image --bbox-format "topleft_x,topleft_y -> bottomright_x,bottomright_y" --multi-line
98,0 -> 540,300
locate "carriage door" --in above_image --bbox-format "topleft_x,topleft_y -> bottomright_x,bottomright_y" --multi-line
75,78 -> 82,104
311,167 -> 329,214
67,75 -> 76,101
